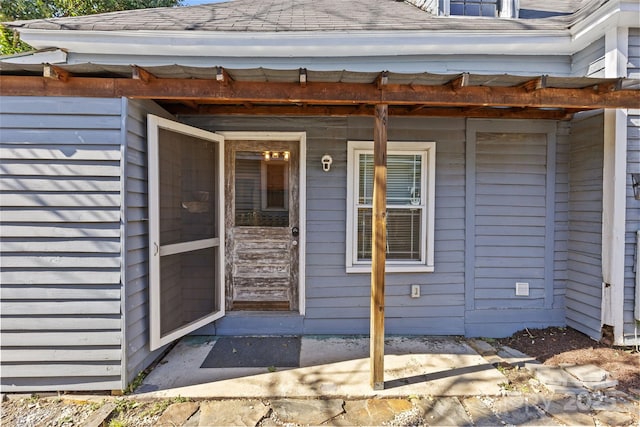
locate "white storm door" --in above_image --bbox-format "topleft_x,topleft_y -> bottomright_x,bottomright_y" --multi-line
148,115 -> 225,351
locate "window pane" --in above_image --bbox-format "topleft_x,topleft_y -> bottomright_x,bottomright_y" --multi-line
356,208 -> 372,260
357,208 -> 422,261
450,4 -> 464,15
358,153 -> 374,204
481,3 -> 497,16
388,155 -> 422,205
387,208 -> 422,260
235,151 -> 289,227
359,153 -> 422,206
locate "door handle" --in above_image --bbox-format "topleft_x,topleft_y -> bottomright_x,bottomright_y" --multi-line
292,227 -> 299,237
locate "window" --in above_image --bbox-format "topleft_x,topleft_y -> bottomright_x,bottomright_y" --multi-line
346,141 -> 436,273
234,151 -> 289,227
440,0 -> 518,18
450,0 -> 498,17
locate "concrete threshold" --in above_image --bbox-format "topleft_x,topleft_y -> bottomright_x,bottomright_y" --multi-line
135,336 -> 505,399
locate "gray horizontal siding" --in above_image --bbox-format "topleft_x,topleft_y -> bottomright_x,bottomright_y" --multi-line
0,96 -> 123,392
465,120 -> 562,337
624,29 -> 640,343
554,123 -> 570,310
71,53 -> 572,76
183,115 -> 467,335
122,99 -> 174,386
571,37 -> 605,77
474,131 -> 548,310
566,113 -> 604,340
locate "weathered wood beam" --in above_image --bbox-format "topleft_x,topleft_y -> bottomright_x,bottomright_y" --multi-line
43,64 -> 70,82
179,100 -> 200,111
447,72 -> 469,91
377,71 -> 388,89
216,67 -> 233,86
595,78 -> 622,93
1,75 -> 637,109
370,103 -> 387,391
131,65 -> 156,84
299,68 -> 307,87
519,75 -> 547,92
165,104 -> 573,120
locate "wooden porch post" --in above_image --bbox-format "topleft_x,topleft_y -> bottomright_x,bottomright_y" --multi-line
370,103 -> 388,390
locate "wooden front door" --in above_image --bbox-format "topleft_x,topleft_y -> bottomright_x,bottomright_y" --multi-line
225,140 -> 299,311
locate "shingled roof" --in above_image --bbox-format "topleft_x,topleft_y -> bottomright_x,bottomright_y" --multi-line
5,0 -> 606,33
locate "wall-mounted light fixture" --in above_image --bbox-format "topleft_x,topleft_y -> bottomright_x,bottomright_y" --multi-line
632,173 -> 640,200
263,151 -> 290,161
321,154 -> 333,172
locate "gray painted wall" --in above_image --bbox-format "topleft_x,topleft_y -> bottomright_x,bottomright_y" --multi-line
571,37 -> 605,77
68,53 -> 572,76
464,121 -> 565,337
184,115 -> 468,335
623,28 -> 640,343
0,96 -> 124,392
566,112 -> 604,340
122,99 -> 173,386
184,115 -> 568,338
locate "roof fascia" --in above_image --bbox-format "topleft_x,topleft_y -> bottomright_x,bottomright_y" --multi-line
571,0 -> 639,48
16,29 -> 576,57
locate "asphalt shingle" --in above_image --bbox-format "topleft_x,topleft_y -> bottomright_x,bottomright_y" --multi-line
4,0 -> 605,33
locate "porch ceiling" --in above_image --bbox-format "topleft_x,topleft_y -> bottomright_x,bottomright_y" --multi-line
1,63 -> 638,120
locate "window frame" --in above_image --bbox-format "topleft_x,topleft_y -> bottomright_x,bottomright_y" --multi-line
441,0 -> 518,18
346,140 -> 436,273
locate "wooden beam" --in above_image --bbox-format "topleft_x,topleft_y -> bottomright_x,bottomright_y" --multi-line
299,68 -> 307,87
370,103 -> 387,391
131,65 -> 156,84
595,78 -> 622,93
1,75 -> 638,109
164,103 -> 573,120
519,75 -> 547,92
377,71 -> 388,89
216,67 -> 233,86
447,72 -> 469,91
43,64 -> 70,82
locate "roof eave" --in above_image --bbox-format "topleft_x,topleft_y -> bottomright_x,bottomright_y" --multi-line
14,0 -> 637,60
18,29 -> 576,58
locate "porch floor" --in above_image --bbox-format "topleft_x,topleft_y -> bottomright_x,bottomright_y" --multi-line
135,336 -> 505,398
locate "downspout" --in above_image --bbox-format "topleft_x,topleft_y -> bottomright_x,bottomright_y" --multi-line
601,26 -> 628,345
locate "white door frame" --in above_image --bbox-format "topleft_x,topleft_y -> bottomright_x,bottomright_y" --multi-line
218,131 -> 307,315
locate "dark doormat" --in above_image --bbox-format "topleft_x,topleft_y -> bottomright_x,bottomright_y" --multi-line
200,336 -> 301,368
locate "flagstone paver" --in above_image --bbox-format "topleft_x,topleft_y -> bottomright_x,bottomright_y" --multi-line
543,397 -> 596,426
153,401 -> 199,427
270,398 -> 344,425
198,400 -> 269,426
461,397 -> 503,426
334,398 -> 413,425
413,397 -> 474,426
493,396 -> 561,426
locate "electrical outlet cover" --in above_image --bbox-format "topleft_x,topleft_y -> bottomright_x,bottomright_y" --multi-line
515,282 -> 529,296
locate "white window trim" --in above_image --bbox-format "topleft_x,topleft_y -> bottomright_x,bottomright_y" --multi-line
346,140 -> 436,274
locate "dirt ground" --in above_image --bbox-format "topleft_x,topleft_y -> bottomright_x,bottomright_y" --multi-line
497,326 -> 640,394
